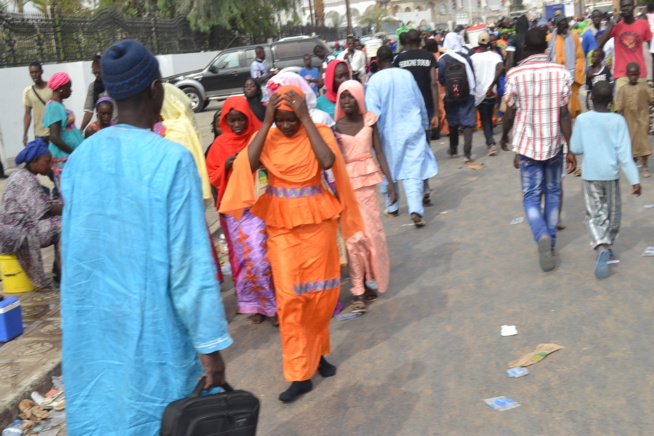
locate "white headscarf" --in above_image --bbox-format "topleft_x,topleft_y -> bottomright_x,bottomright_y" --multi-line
266,72 -> 335,126
442,33 -> 476,96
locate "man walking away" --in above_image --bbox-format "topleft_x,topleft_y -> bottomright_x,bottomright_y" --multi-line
501,28 -> 576,272
338,35 -> 367,81
366,46 -> 438,228
61,39 -> 232,435
439,33 -> 477,162
471,31 -> 503,156
393,28 -> 440,205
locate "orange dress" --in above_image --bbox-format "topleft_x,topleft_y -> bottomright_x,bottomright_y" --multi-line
220,95 -> 364,381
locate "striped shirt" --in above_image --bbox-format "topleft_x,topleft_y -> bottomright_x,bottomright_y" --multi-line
505,54 -> 572,161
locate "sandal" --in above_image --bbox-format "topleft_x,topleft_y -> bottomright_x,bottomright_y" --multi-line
248,313 -> 265,325
447,150 -> 460,158
411,212 -> 426,228
269,314 -> 280,327
463,156 -> 472,163
363,287 -> 378,301
488,145 -> 497,156
350,297 -> 367,313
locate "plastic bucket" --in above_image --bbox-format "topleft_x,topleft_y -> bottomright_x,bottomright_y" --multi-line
0,255 -> 36,293
466,25 -> 488,48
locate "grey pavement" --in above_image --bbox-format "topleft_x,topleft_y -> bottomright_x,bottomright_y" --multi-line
3,98 -> 654,434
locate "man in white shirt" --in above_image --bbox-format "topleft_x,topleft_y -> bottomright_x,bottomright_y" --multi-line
337,36 -> 366,80
471,32 -> 504,155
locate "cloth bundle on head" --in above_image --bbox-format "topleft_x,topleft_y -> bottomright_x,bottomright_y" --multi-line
16,138 -> 50,166
47,72 -> 70,91
267,72 -> 334,125
101,39 -> 159,101
324,60 -> 352,103
334,80 -> 366,121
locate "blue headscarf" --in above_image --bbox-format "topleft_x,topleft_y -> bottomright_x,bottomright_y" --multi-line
15,138 -> 50,166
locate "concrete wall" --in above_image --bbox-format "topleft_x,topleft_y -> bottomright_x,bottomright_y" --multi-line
0,50 -> 219,169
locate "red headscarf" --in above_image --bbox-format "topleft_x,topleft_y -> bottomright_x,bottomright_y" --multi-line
206,96 -> 262,206
324,60 -> 351,103
47,72 -> 71,91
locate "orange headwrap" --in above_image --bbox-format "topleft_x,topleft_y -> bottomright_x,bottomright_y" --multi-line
275,84 -> 303,112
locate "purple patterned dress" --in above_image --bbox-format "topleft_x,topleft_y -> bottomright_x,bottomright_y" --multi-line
0,169 -> 61,287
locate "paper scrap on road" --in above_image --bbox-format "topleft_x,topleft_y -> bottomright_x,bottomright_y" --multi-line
642,247 -> 654,257
507,367 -> 529,378
501,325 -> 518,336
508,343 -> 564,368
510,217 -> 524,225
607,259 -> 620,264
484,396 -> 521,411
644,204 -> 654,208
466,162 -> 484,170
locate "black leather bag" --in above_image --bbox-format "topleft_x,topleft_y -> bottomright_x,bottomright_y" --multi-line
160,378 -> 259,436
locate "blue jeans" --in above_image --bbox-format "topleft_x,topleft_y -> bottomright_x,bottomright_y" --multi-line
380,177 -> 425,217
519,150 -> 563,248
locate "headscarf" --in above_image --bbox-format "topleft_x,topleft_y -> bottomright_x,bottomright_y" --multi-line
334,80 -> 366,122
442,33 -> 476,96
266,72 -> 334,126
219,84 -> 364,239
47,72 -> 70,91
160,83 -> 211,202
323,60 -> 352,103
101,39 -> 159,101
244,78 -> 266,122
206,96 -> 261,206
15,138 -> 50,166
95,96 -> 114,109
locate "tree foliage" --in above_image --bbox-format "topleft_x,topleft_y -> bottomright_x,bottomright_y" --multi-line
178,0 -> 298,33
33,0 -> 84,15
358,7 -> 397,32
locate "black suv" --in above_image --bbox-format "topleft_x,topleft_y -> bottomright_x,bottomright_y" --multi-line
165,36 -> 330,112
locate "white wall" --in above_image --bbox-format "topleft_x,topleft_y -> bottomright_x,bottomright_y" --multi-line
0,50 -> 219,168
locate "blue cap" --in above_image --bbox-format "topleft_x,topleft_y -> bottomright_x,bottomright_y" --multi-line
101,39 -> 159,101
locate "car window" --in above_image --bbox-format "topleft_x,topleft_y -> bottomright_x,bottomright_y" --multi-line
213,51 -> 240,70
275,42 -> 302,60
245,47 -> 272,65
299,41 -> 318,57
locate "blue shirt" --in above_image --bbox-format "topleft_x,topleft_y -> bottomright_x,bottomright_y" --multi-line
298,66 -> 320,94
570,111 -> 640,185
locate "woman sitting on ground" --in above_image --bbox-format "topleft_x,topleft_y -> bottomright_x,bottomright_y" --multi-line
84,97 -> 116,138
0,139 -> 62,288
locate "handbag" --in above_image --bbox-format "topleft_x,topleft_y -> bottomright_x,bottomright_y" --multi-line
160,378 -> 259,436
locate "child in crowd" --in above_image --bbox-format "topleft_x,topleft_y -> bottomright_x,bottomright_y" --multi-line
334,80 -> 396,313
570,81 -> 641,280
585,48 -> 611,110
615,62 -> 654,178
83,97 -> 115,138
297,54 -> 321,95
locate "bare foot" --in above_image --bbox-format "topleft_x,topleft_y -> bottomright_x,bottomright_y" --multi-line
270,314 -> 280,326
248,313 -> 265,324
557,223 -> 567,230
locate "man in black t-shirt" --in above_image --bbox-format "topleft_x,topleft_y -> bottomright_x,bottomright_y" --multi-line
393,28 -> 440,205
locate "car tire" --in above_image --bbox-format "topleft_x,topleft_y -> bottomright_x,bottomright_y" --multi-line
183,87 -> 204,113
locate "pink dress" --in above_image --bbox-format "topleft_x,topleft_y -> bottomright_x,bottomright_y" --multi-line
336,111 -> 390,295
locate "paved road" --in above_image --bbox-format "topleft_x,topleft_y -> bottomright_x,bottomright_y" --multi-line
193,104 -> 654,435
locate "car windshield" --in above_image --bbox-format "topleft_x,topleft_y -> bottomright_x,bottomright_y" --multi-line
213,52 -> 240,70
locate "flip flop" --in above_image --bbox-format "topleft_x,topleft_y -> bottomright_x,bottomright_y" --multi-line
363,287 -> 378,301
595,249 -> 610,280
350,297 -> 367,313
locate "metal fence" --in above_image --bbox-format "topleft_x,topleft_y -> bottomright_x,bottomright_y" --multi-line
0,8 -> 348,68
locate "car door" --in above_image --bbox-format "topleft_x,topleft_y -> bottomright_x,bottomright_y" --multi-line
203,50 -> 244,97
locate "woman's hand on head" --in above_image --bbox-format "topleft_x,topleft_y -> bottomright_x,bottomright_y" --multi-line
264,92 -> 282,125
281,90 -> 310,122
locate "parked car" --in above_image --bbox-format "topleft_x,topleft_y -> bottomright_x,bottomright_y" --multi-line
164,36 -> 331,112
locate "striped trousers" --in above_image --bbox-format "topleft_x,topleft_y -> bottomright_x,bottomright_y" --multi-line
583,180 -> 621,249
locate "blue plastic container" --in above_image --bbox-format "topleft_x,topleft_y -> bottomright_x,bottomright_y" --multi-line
0,296 -> 23,342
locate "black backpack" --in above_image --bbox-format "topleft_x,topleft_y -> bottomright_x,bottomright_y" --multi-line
443,55 -> 470,103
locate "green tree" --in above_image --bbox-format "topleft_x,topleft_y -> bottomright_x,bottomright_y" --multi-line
32,0 -> 84,14
358,7 -> 396,32
178,0 -> 298,33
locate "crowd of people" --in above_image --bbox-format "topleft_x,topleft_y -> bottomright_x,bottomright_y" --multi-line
0,0 -> 652,432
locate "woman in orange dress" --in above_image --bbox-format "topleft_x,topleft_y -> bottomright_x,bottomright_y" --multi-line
220,85 -> 364,402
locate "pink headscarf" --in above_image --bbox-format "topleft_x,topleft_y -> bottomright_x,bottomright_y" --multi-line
334,79 -> 366,122
47,72 -> 70,91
